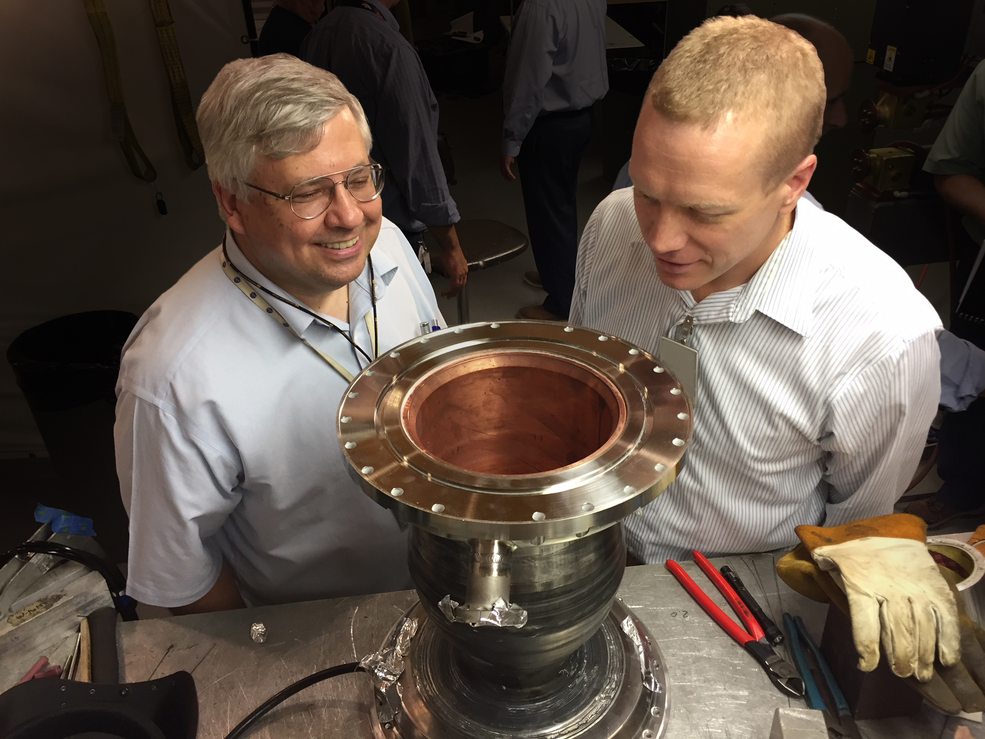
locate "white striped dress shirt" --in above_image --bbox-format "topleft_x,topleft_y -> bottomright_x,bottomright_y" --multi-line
571,190 -> 942,563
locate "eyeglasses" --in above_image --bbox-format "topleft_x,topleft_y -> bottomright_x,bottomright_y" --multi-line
245,163 -> 386,220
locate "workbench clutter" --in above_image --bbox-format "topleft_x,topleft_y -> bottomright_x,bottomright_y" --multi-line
0,518 -> 197,738
667,552 -> 805,698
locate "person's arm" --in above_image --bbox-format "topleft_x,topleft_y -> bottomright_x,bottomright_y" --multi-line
925,65 -> 985,221
501,4 -> 558,165
935,173 -> 985,229
820,330 -> 941,524
171,559 -> 245,615
116,390 -> 244,612
938,329 -> 985,410
427,224 -> 468,298
373,43 -> 466,296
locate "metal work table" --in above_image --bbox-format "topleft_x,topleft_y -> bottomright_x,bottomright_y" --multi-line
120,554 -> 981,739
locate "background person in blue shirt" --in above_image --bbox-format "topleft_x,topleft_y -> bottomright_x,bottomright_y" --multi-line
500,0 -> 608,322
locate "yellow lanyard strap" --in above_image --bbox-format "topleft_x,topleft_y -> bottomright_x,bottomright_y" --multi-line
82,0 -> 157,182
147,0 -> 204,170
220,253 -> 375,383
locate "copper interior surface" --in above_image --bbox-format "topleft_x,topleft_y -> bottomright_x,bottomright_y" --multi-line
402,351 -> 625,475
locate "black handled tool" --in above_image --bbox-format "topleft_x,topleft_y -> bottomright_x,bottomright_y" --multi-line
720,565 -> 783,646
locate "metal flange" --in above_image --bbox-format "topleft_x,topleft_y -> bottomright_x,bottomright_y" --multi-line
338,321 -> 692,543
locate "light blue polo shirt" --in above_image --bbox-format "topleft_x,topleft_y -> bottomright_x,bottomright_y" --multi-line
115,219 -> 444,607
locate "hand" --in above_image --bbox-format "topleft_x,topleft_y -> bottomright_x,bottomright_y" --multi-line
778,532 -> 985,714
500,154 -> 516,182
440,244 -> 469,298
427,224 -> 469,299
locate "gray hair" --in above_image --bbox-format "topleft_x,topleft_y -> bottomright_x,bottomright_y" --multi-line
197,54 -> 372,202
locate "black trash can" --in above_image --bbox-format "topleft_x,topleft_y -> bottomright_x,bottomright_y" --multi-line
7,311 -> 138,563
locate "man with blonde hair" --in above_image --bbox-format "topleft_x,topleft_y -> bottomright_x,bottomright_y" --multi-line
572,16 -> 941,563
115,54 -> 444,613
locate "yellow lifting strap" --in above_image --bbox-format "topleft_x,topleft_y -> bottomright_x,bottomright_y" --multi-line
148,0 -> 205,170
82,0 -> 157,182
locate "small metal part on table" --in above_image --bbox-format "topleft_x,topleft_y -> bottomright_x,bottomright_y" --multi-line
250,623 -> 266,644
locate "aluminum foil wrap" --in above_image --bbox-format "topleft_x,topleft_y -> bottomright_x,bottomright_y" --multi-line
438,595 -> 528,628
360,617 -> 418,690
250,622 -> 266,644
621,614 -> 661,693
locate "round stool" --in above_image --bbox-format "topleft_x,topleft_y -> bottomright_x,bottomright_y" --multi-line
425,219 -> 528,324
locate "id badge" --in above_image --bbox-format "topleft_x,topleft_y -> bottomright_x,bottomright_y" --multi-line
658,336 -> 699,408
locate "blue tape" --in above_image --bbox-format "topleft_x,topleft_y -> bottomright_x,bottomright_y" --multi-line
34,504 -> 96,536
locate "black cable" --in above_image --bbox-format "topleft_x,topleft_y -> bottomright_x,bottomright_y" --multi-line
224,662 -> 363,739
0,542 -> 139,621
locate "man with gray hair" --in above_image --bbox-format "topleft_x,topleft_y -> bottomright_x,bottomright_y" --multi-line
572,17 -> 941,563
114,54 -> 444,613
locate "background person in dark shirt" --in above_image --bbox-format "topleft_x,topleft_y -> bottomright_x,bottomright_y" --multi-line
257,0 -> 325,57
302,0 -> 469,298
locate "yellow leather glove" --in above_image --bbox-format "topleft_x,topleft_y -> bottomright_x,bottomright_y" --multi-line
777,514 -> 983,714
812,536 -> 960,680
794,514 -> 959,681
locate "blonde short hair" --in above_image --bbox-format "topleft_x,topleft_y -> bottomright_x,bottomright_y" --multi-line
647,16 -> 824,189
197,54 -> 372,203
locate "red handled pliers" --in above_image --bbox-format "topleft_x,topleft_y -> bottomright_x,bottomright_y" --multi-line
666,551 -> 805,698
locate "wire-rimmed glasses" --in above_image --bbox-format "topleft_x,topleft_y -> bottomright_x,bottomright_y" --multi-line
245,163 -> 385,220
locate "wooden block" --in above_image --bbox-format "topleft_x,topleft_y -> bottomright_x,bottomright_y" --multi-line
77,618 -> 91,683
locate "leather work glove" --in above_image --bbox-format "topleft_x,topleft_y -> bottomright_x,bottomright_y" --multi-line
811,536 -> 960,680
794,514 -> 960,681
777,514 -> 983,714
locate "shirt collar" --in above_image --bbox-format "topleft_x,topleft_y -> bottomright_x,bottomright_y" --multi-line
360,0 -> 400,32
721,199 -> 818,337
223,229 -> 398,337
744,198 -> 818,336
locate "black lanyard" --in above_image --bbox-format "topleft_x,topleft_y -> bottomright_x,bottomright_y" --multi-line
221,239 -> 379,373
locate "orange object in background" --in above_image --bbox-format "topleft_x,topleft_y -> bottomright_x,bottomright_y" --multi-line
967,525 -> 985,556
